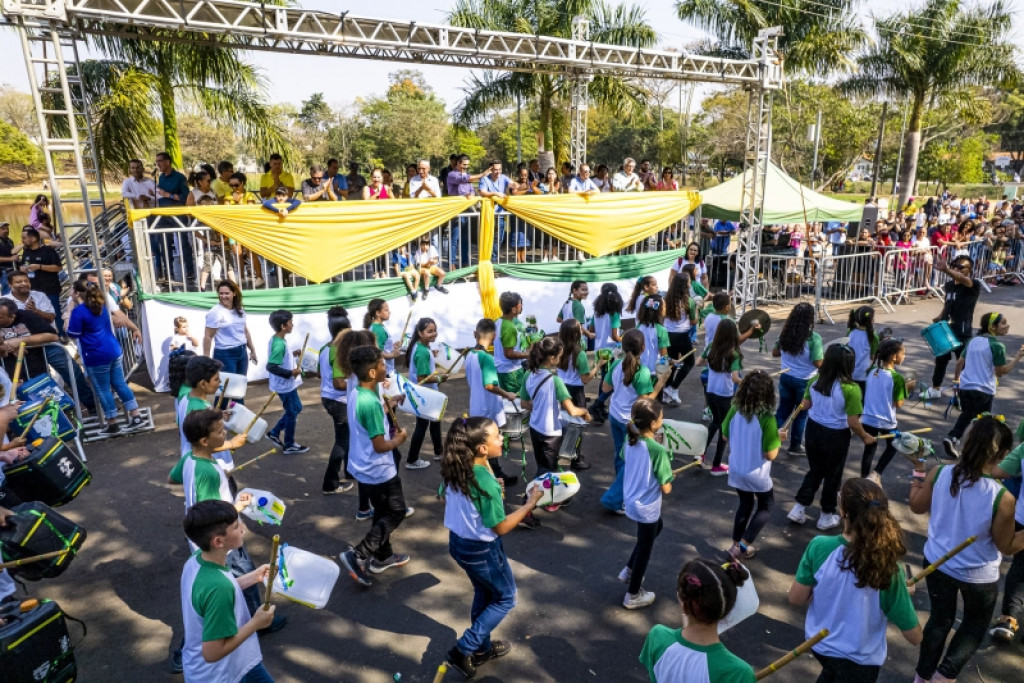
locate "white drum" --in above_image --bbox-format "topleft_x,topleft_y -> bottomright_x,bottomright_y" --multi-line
526,471 -> 581,506
214,372 -> 248,401
238,488 -> 286,526
660,419 -> 709,458
718,563 -> 759,633
269,545 -> 340,609
224,401 -> 269,443
558,411 -> 588,460
501,399 -> 530,435
300,347 -> 319,374
392,374 -> 448,422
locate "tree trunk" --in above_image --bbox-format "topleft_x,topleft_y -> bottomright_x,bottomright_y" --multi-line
156,70 -> 182,169
897,95 -> 925,208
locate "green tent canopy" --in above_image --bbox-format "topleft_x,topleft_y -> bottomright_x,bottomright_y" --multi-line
699,162 -> 864,224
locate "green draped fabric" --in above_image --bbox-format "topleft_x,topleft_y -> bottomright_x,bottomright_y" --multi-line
493,249 -> 685,282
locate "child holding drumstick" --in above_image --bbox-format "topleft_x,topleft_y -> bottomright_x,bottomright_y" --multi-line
364,299 -> 404,374
860,339 -> 910,483
464,318 -> 518,488
788,478 -> 921,682
697,319 -> 743,476
556,318 -> 607,471
640,558 -> 756,682
403,317 -> 447,469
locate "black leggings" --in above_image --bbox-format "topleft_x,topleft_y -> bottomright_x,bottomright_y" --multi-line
931,331 -> 970,388
627,517 -> 663,595
795,419 -> 851,514
732,489 -> 773,544
408,417 -> 442,463
704,392 -> 732,467
949,389 -> 993,440
666,331 -> 695,389
812,652 -> 880,683
529,427 -> 562,478
860,424 -> 898,476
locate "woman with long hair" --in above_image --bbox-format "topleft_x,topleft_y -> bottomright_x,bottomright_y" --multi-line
772,302 -> 823,455
669,242 -> 709,290
202,280 -> 256,402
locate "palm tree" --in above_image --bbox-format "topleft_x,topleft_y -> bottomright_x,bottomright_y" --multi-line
843,0 -> 1019,206
674,0 -> 867,75
447,0 -> 657,163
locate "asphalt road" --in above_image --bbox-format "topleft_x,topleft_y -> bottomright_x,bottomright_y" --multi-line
13,285 -> 1024,682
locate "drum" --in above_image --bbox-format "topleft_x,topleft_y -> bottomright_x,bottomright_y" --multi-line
2,437 -> 91,507
393,374 -> 448,422
501,400 -> 530,435
214,372 -> 248,401
16,374 -> 73,413
0,599 -> 77,683
921,321 -> 962,357
0,502 -> 87,581
558,411 -> 588,460
300,348 -> 319,374
526,471 -> 581,506
660,419 -> 709,458
238,488 -> 286,526
718,563 -> 759,633
223,401 -> 268,443
13,399 -> 76,443
270,544 -> 340,609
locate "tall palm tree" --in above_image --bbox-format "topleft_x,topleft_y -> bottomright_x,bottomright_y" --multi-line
843,0 -> 1019,206
447,0 -> 657,163
674,0 -> 867,75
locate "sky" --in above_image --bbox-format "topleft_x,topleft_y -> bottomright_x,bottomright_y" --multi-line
0,0 -> 1021,113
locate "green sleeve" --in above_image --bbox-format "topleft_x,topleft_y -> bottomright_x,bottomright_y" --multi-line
194,575 -> 240,641
693,281 -> 708,297
639,625 -> 678,682
518,379 -> 530,401
688,299 -> 698,323
656,325 -> 669,351
997,443 -> 1024,477
991,338 -> 1007,366
268,336 -> 286,365
841,382 -> 863,416
879,565 -> 920,631
478,352 -> 499,388
611,311 -> 621,329
604,359 -> 621,386
633,367 -> 654,395
169,455 -> 186,484
572,299 -> 586,323
553,376 -> 571,402
472,466 -> 507,529
721,405 -> 738,438
707,652 -> 757,683
500,319 -> 519,350
807,332 -> 824,362
759,413 -> 781,453
730,353 -> 743,372
701,344 -> 710,360
194,461 -> 226,503
647,438 -> 675,484
869,332 -> 879,359
413,343 -> 433,378
575,349 -> 590,375
892,371 -> 907,403
794,536 -> 843,585
371,323 -> 389,350
355,391 -> 385,439
329,346 -> 343,379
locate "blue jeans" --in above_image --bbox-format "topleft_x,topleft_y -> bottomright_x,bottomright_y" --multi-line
776,373 -> 811,448
240,663 -> 275,683
270,388 -> 302,447
600,417 -> 628,511
85,355 -> 138,420
46,293 -> 64,339
491,214 -> 506,262
44,345 -> 95,412
450,215 -> 470,268
448,533 -> 517,657
213,344 -> 248,404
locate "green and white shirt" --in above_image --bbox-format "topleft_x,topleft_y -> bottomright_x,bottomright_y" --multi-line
775,332 -> 824,380
494,317 -> 525,373
319,343 -> 345,402
410,342 -> 437,390
623,437 -> 674,523
664,298 -> 698,334
639,323 -> 670,373
593,311 -> 621,350
557,348 -> 590,387
605,360 -> 655,424
519,369 -> 571,436
806,380 -> 862,430
267,336 -> 301,394
465,349 -> 504,426
722,408 -> 779,493
795,535 -> 918,666
704,348 -> 742,398
169,451 -> 233,552
177,394 -> 212,458
443,464 -> 507,543
640,626 -> 755,683
861,366 -> 907,430
347,386 -> 394,485
559,298 -> 586,325
370,322 -> 395,373
847,328 -> 879,382
959,334 -> 1006,395
180,551 -> 262,683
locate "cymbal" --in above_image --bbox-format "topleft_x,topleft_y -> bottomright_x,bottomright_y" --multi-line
738,309 -> 771,337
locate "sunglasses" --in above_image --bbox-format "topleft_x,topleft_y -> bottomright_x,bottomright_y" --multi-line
229,183 -> 241,189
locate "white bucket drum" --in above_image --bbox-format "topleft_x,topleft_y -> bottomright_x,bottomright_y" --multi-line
393,374 -> 448,422
558,411 -> 588,460
269,545 -> 340,609
718,563 -> 759,633
238,488 -> 286,526
214,372 -> 248,401
501,399 -> 530,435
224,401 -> 269,443
660,419 -> 709,457
526,471 -> 581,506
300,347 -> 319,374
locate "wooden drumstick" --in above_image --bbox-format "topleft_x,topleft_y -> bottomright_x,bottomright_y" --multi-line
298,332 -> 310,377
18,397 -> 53,440
232,448 -> 278,473
6,341 -> 25,403
771,368 -> 791,377
217,378 -> 231,411
0,548 -> 69,570
755,629 -> 829,680
399,311 -> 414,348
779,402 -> 805,434
876,428 -> 932,440
670,348 -> 696,366
263,534 -> 281,610
431,663 -> 448,683
907,536 -> 977,587
439,347 -> 471,374
672,457 -> 704,475
244,392 -> 278,438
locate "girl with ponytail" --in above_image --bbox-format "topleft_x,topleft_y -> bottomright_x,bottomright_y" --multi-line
640,558 -> 755,681
860,338 -> 910,481
588,283 -> 624,423
846,305 -> 878,397
626,275 -> 659,314
599,329 -> 670,513
404,317 -> 446,469
618,398 -> 672,609
363,299 -> 403,374
789,478 -> 921,681
440,417 -> 545,678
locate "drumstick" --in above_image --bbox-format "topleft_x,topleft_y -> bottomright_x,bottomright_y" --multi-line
398,311 -> 414,348
218,378 -> 231,411
231,448 -> 278,473
907,536 -> 977,587
431,663 -> 448,683
244,392 -> 278,438
263,534 -> 281,610
771,368 -> 791,377
670,348 -> 696,366
0,548 -> 69,571
779,402 -> 805,434
439,347 -> 471,374
755,629 -> 829,680
18,397 -> 53,440
6,342 -> 25,402
672,457 -> 704,475
876,428 -> 932,440
298,332 -> 310,377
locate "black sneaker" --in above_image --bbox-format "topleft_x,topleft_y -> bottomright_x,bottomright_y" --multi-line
788,443 -> 806,456
435,285 -> 449,294
128,415 -> 146,429
368,553 -> 411,574
283,443 -> 310,454
942,436 -> 961,460
571,455 -> 592,470
266,432 -> 284,449
446,646 -> 477,678
517,512 -> 541,530
339,549 -> 372,586
167,649 -> 183,674
472,640 -> 512,666
421,289 -> 429,300
103,423 -> 123,436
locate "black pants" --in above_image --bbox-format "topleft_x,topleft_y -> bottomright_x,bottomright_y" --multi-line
949,389 -> 993,440
321,398 -> 350,491
626,517 -> 663,595
1000,522 -> 1024,621
529,427 -> 562,478
795,419 -> 851,514
916,562 -> 998,680
704,393 -> 732,467
408,417 -> 442,463
860,424 -> 897,476
355,475 -> 407,562
666,331 -> 695,389
812,652 -> 880,683
733,488 -> 773,544
931,330 -> 970,388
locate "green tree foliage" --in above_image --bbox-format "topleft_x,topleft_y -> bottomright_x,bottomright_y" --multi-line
177,113 -> 238,172
475,110 -> 539,165
0,84 -> 39,141
0,118 -> 43,178
917,132 -> 996,189
444,126 -> 487,165
988,88 -> 1024,175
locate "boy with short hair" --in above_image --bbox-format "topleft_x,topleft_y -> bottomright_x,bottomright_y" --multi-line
494,292 -> 529,394
339,345 -> 410,586
180,499 -> 276,682
265,310 -> 308,454
465,319 -> 518,487
180,355 -> 247,469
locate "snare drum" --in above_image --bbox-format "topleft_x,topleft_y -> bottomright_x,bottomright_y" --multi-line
558,411 -> 588,460
214,372 -> 248,401
921,321 -> 963,357
393,374 -> 448,422
501,400 -> 530,435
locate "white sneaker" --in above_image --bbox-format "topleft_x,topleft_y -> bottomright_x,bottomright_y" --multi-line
662,387 -> 680,405
701,406 -> 713,422
787,503 -> 807,525
924,387 -> 943,400
405,459 -> 431,470
817,513 -> 841,531
623,588 -> 656,610
617,566 -> 632,584
867,471 -> 882,486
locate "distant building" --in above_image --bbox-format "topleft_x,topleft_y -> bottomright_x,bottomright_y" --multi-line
847,156 -> 873,181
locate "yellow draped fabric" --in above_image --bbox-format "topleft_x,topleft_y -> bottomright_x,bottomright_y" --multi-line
477,200 -> 501,318
126,197 -> 477,283
496,191 -> 701,257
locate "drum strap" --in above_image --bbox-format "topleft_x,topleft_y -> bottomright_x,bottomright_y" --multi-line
24,511 -> 77,556
530,372 -> 554,403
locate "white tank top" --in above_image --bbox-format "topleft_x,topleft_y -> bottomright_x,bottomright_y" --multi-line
923,466 -> 1005,583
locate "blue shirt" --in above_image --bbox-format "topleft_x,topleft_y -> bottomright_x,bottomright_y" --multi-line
447,171 -> 474,198
67,303 -> 122,367
157,170 -> 189,207
479,174 -> 513,213
711,220 -> 735,254
327,173 -> 348,198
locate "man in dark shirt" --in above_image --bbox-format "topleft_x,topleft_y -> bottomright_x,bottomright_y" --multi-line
438,154 -> 458,198
155,151 -> 195,285
0,300 -> 58,379
16,227 -> 64,335
0,222 -> 15,295
928,255 -> 981,396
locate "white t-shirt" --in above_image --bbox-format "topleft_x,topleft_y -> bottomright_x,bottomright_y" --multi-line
519,369 -> 570,436
121,176 -> 157,206
671,258 -> 706,281
347,386 -> 395,485
408,175 -> 441,198
605,360 -> 655,424
593,312 -> 621,350
807,381 -> 862,431
723,408 -> 779,492
959,335 -> 1005,395
204,305 -> 248,349
2,291 -> 55,317
413,246 -> 439,267
861,367 -> 907,430
777,333 -> 824,380
924,465 -> 1005,583
464,350 -> 505,427
847,329 -> 873,382
703,312 -> 726,350
623,437 -> 673,523
319,344 -> 345,402
171,333 -> 198,353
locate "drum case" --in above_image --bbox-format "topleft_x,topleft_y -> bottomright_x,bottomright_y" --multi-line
0,599 -> 77,683
2,438 -> 91,507
0,502 -> 87,581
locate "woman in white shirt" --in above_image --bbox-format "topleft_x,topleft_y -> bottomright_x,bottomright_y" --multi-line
202,280 -> 257,402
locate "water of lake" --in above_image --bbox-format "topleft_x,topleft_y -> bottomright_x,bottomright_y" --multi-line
0,201 -> 93,241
